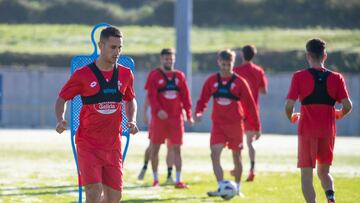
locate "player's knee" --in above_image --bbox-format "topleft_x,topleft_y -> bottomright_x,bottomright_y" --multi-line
317,168 -> 329,179
104,194 -> 122,203
317,164 -> 330,175
85,184 -> 102,202
172,146 -> 181,154
210,152 -> 220,160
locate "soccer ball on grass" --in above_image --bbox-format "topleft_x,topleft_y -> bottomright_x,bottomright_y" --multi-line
219,180 -> 237,200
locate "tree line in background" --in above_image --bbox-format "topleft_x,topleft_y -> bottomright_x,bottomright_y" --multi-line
1,0 -> 360,28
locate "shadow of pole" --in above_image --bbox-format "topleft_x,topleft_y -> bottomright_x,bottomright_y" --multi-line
0,185 -> 79,197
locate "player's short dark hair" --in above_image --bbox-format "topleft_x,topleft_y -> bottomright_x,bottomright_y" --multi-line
242,45 -> 257,61
218,49 -> 236,61
160,48 -> 175,56
100,26 -> 122,41
306,38 -> 326,60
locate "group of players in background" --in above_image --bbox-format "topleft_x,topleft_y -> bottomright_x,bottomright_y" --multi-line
56,26 -> 352,203
137,39 -> 352,203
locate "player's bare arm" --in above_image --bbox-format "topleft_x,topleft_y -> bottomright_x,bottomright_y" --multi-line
55,97 -> 68,134
285,99 -> 299,123
125,98 -> 139,134
194,112 -> 203,123
142,96 -> 150,125
259,87 -> 267,95
187,117 -> 195,127
336,98 -> 353,119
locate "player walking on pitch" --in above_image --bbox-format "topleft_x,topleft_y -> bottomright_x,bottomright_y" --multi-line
137,95 -> 175,184
233,45 -> 268,181
195,49 -> 261,196
55,26 -> 139,203
285,38 -> 352,203
146,48 -> 194,188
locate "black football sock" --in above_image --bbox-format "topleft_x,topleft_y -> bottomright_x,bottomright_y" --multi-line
142,160 -> 148,170
167,167 -> 173,178
250,161 -> 255,171
325,190 -> 335,202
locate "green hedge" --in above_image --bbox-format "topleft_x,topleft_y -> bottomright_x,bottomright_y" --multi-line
1,51 -> 359,73
1,0 -> 359,28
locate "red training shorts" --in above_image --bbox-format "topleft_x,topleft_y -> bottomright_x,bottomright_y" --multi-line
297,135 -> 335,168
150,115 -> 184,145
77,146 -> 123,191
210,121 -> 244,151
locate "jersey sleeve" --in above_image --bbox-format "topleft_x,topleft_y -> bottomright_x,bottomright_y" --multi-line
238,78 -> 260,131
195,77 -> 213,115
144,69 -> 154,90
178,72 -> 193,120
123,70 -> 136,101
147,72 -> 163,114
259,68 -> 268,89
286,73 -> 299,101
335,74 -> 350,102
58,69 -> 83,101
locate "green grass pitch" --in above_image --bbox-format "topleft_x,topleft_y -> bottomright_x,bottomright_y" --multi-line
0,130 -> 359,202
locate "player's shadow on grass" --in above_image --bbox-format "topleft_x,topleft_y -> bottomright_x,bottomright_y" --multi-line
0,185 -> 78,197
122,196 -> 224,203
122,185 -> 225,203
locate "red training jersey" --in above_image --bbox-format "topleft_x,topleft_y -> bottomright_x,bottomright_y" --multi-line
195,73 -> 260,131
233,62 -> 267,105
59,63 -> 135,150
145,68 -> 192,120
286,67 -> 349,138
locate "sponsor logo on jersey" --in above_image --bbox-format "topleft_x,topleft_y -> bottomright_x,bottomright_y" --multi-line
216,98 -> 231,106
90,81 -> 97,88
163,90 -> 177,99
94,102 -> 119,114
103,88 -> 117,94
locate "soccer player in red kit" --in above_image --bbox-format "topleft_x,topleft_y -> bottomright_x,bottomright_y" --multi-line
233,45 -> 267,181
137,90 -> 174,183
55,26 -> 139,203
146,48 -> 194,188
195,49 -> 261,196
285,38 -> 352,203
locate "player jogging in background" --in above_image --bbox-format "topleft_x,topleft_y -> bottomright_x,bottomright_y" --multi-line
233,45 -> 267,182
146,48 -> 194,189
285,38 -> 352,203
137,93 -> 175,184
55,26 -> 139,203
195,49 -> 261,197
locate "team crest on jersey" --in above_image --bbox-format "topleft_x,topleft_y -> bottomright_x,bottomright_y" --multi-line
216,98 -> 231,106
90,81 -> 97,88
118,80 -> 122,90
163,90 -> 177,99
94,102 -> 119,114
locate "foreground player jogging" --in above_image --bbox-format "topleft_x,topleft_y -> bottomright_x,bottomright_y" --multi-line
146,48 -> 194,188
55,26 -> 139,203
195,49 -> 260,197
233,45 -> 268,181
285,38 -> 352,203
